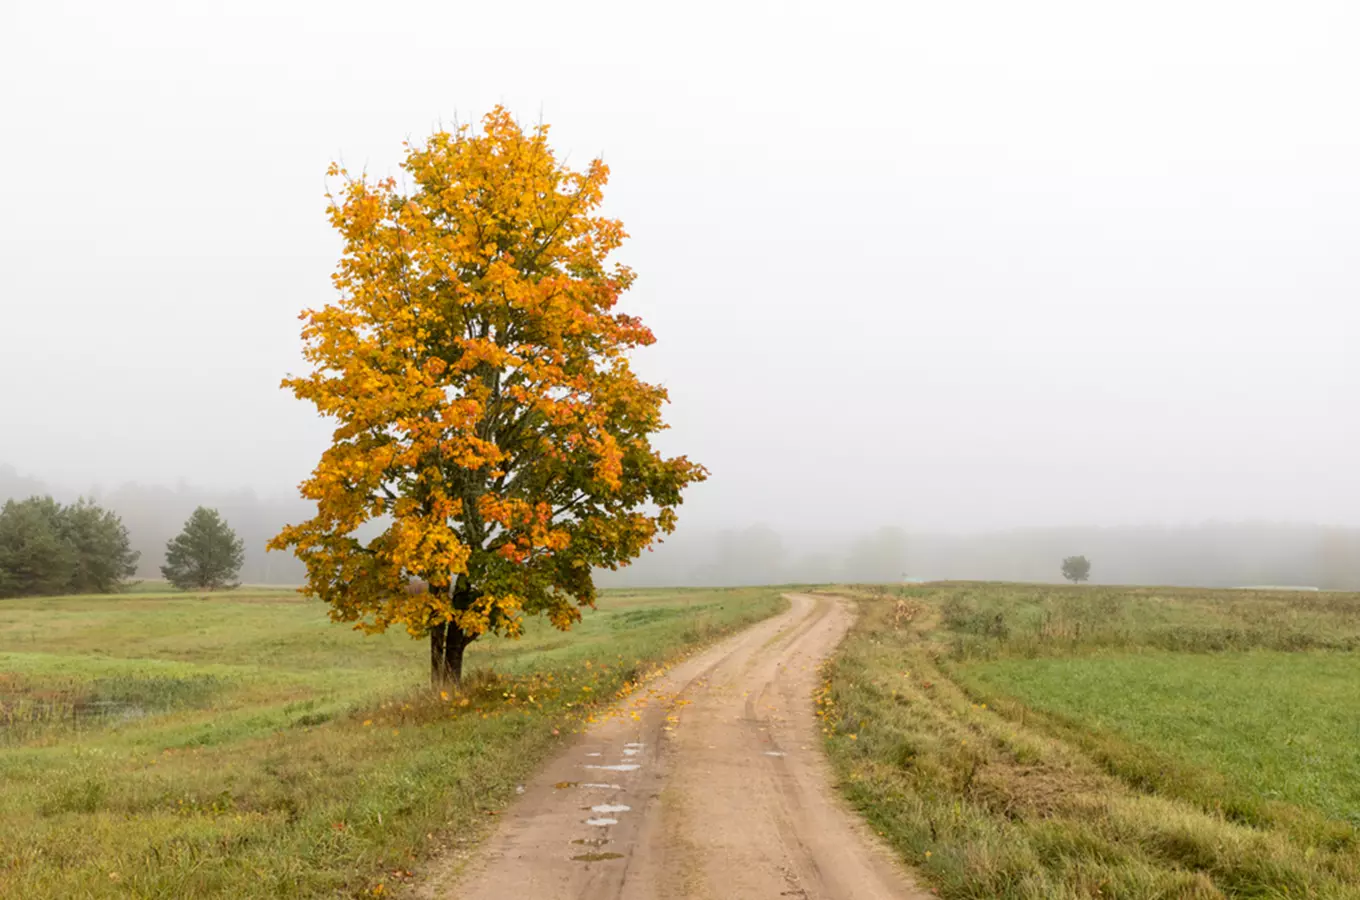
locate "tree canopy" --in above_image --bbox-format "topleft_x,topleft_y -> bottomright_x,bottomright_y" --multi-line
161,506 -> 245,591
0,496 -> 138,597
271,108 -> 706,684
1062,555 -> 1091,584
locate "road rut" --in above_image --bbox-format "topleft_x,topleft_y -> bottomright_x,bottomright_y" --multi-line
422,593 -> 927,900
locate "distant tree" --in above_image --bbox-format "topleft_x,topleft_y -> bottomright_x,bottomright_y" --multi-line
0,497 -> 76,597
1062,555 -> 1091,584
0,496 -> 137,597
59,497 -> 140,593
161,507 -> 245,591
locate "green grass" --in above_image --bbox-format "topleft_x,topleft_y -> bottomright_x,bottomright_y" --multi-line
819,583 -> 1360,899
966,651 -> 1360,826
0,586 -> 786,898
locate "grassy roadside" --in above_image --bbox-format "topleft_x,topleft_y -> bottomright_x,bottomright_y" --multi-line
818,584 -> 1360,899
964,651 -> 1360,827
0,587 -> 787,898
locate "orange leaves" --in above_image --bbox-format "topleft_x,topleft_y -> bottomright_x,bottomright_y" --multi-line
548,603 -> 583,630
452,337 -> 515,372
589,433 -> 624,492
273,106 -> 707,664
451,592 -> 525,639
385,514 -> 468,579
479,497 -> 571,559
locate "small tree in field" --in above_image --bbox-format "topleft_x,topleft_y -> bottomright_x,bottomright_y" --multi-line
162,507 -> 245,591
1062,555 -> 1091,584
271,108 -> 706,687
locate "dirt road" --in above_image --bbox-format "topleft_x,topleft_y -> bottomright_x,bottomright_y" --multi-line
424,593 -> 928,900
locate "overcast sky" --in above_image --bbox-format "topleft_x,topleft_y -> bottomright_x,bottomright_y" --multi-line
2,0 -> 1357,532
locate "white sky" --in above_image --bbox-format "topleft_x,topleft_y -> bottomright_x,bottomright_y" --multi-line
2,0 -> 1357,531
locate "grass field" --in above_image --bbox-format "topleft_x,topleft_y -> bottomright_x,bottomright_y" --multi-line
0,586 -> 786,898
968,652 -> 1360,826
819,583 -> 1360,899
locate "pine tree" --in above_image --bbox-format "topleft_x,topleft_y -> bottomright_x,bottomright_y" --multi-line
0,497 -> 76,597
0,496 -> 137,597
161,507 -> 245,591
59,497 -> 140,593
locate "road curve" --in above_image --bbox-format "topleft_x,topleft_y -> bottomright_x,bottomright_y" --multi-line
421,593 -> 928,900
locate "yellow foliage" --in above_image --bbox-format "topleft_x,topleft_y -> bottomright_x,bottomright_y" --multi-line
271,108 -> 705,664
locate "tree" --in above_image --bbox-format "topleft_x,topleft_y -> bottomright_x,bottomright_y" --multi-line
60,497 -> 140,593
0,497 -> 75,597
1062,555 -> 1091,584
271,108 -> 706,686
0,496 -> 138,597
161,507 -> 245,591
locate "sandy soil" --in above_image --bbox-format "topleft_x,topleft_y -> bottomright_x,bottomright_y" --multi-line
420,593 -> 929,900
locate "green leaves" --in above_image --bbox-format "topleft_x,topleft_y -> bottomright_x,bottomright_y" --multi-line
0,496 -> 138,597
161,507 -> 245,591
1061,555 -> 1092,583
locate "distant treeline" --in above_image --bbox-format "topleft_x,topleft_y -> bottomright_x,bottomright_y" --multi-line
4,465 -> 1358,590
0,465 -> 310,586
596,524 -> 1360,590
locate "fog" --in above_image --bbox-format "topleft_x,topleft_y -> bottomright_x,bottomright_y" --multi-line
3,2 -> 1357,587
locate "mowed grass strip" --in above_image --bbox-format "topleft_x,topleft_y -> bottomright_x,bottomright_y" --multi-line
0,587 -> 786,898
818,584 -> 1360,899
964,651 -> 1360,826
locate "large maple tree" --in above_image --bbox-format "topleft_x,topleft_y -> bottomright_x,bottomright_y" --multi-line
271,108 -> 706,685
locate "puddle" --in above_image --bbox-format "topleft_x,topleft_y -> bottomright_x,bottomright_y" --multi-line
572,838 -> 610,846
764,751 -> 786,757
554,782 -> 579,790
572,852 -> 624,862
78,699 -> 151,722
584,752 -> 602,757
0,696 -> 150,730
584,764 -> 640,772
591,803 -> 631,813
580,783 -> 622,790
624,742 -> 644,748
585,817 -> 618,826
622,748 -> 641,756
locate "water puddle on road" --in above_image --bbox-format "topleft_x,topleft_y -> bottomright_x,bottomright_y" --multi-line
590,804 -> 631,814
585,817 -> 618,826
764,751 -> 786,757
584,764 -> 640,772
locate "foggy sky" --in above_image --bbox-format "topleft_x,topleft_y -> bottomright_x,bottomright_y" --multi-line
3,0 -> 1358,535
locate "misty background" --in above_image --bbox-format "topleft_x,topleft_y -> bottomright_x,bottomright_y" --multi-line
3,1 -> 1357,589
6,462 -> 1359,589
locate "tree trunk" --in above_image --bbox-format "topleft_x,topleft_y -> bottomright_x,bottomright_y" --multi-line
430,621 -> 448,687
430,621 -> 473,688
445,630 -> 469,684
